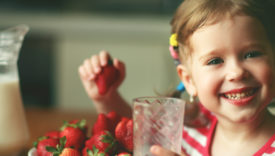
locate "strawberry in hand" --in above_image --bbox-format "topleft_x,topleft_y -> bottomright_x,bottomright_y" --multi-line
95,59 -> 119,95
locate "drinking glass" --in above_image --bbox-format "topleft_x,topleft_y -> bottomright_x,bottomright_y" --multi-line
133,96 -> 185,156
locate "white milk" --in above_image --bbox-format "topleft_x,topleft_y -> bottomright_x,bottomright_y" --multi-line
0,78 -> 29,155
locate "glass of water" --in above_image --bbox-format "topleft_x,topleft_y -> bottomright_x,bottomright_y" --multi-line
133,96 -> 185,156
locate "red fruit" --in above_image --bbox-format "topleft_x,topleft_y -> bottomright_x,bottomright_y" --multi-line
85,131 -> 117,155
59,148 -> 81,156
106,111 -> 122,131
115,118 -> 133,152
45,136 -> 79,156
116,152 -> 132,156
82,147 -> 89,156
95,60 -> 119,95
92,113 -> 112,135
59,119 -> 86,150
69,119 -> 88,135
83,147 -> 109,156
36,137 -> 59,156
107,111 -> 121,124
45,130 -> 60,139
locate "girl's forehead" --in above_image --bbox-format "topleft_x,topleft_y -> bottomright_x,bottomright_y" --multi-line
188,15 -> 269,53
193,15 -> 263,36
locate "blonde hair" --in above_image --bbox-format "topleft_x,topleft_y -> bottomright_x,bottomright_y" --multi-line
170,0 -> 275,63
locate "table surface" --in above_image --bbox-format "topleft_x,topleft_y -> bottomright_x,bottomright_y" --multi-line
21,107 -> 97,155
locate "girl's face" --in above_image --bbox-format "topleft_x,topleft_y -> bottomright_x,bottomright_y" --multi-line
178,15 -> 275,123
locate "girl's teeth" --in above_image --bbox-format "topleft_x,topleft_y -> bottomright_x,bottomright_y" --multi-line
224,90 -> 254,100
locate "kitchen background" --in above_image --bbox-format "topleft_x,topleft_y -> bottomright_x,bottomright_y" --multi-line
0,0 -> 183,113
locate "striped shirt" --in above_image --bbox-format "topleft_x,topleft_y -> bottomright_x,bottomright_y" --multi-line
181,105 -> 275,156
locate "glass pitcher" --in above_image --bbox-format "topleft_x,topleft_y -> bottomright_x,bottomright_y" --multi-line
0,25 -> 30,155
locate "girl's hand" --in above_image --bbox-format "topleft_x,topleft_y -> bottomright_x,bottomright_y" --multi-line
150,145 -> 187,156
78,50 -> 126,101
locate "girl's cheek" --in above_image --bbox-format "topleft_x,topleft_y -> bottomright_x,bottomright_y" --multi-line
194,71 -> 219,96
255,63 -> 274,87
267,70 -> 275,97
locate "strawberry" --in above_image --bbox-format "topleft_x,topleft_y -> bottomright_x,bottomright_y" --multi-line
82,147 -> 89,156
59,119 -> 86,150
46,136 -> 80,156
115,118 -> 133,152
92,111 -> 122,136
45,130 -> 60,139
91,113 -> 112,135
85,131 -> 117,155
95,60 -> 119,95
35,136 -> 59,156
69,119 -> 88,135
59,147 -> 81,156
116,152 -> 132,156
83,147 -> 109,156
106,111 -> 122,133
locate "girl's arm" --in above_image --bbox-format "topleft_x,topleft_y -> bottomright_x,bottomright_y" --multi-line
78,50 -> 132,118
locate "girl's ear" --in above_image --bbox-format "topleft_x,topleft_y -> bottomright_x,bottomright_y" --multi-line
177,64 -> 197,96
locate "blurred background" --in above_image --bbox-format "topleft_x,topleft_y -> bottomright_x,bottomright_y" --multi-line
0,0 -> 183,112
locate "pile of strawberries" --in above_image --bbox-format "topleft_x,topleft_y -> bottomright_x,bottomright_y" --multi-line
33,111 -> 133,156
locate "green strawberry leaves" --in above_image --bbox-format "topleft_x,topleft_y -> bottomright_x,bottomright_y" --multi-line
33,136 -> 48,148
60,119 -> 86,131
101,131 -> 118,153
87,146 -> 107,156
46,136 -> 67,156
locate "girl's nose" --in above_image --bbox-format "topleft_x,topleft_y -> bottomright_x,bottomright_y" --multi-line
225,62 -> 249,82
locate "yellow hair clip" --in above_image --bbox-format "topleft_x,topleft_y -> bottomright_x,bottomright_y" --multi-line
169,33 -> 178,47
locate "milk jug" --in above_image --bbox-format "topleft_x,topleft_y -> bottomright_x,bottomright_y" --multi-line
0,25 -> 30,155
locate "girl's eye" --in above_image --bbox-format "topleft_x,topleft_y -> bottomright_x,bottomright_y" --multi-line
244,51 -> 262,59
207,58 -> 224,65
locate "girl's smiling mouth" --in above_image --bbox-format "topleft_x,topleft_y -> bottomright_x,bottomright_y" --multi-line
221,87 -> 259,106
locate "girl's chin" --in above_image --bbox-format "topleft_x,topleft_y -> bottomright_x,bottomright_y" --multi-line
218,109 -> 262,124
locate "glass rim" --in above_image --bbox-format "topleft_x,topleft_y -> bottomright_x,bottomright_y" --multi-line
132,96 -> 186,104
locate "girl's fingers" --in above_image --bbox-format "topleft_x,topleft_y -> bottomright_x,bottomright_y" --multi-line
78,65 -> 87,80
113,58 -> 126,83
150,145 -> 182,156
79,50 -> 121,82
91,55 -> 101,74
83,58 -> 95,80
99,50 -> 111,66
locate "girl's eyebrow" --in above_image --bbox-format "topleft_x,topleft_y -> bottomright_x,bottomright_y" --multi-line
198,49 -> 222,62
198,42 -> 268,62
240,42 -> 267,52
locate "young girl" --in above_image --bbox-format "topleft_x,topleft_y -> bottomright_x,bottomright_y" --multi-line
79,0 -> 275,155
